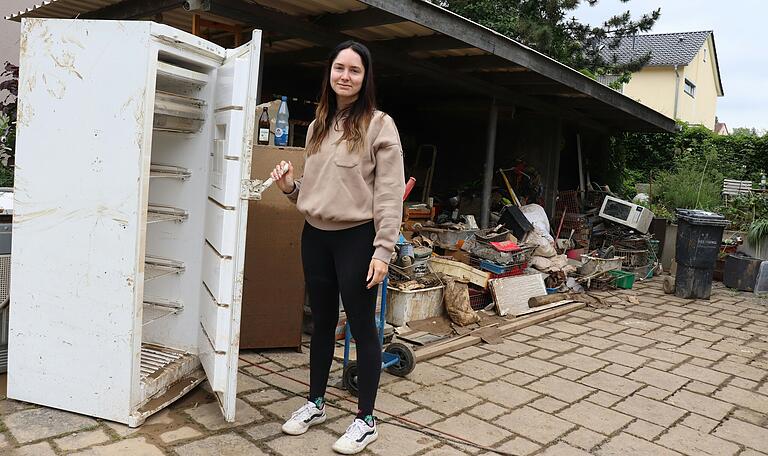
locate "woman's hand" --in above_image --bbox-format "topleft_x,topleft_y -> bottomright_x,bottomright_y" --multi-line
270,160 -> 295,194
366,258 -> 388,289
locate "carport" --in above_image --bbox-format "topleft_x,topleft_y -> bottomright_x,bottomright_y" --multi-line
6,0 -> 675,225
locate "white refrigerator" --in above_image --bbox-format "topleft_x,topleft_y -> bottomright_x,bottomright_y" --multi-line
9,18 -> 264,426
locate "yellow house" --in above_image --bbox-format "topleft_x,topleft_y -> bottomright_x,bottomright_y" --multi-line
600,31 -> 724,130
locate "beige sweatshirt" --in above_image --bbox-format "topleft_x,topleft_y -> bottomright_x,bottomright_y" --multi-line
286,111 -> 405,263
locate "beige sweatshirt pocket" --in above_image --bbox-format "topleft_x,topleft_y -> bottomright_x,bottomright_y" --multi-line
333,148 -> 360,168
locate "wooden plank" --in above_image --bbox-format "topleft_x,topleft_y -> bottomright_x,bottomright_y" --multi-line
430,257 -> 490,288
496,302 -> 585,332
514,299 -> 574,316
415,302 -> 585,362
192,14 -> 201,36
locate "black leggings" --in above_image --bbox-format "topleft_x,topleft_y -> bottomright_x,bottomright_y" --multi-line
302,221 -> 382,415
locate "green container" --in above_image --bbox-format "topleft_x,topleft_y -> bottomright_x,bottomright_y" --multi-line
609,270 -> 636,289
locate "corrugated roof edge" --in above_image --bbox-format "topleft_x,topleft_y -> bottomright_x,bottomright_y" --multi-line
5,0 -> 58,20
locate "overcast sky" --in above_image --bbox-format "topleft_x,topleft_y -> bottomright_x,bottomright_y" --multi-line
573,0 -> 766,131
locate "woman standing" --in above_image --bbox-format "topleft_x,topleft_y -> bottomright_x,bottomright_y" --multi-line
270,40 -> 405,454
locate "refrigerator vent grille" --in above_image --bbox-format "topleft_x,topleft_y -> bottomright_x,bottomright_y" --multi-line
140,344 -> 187,379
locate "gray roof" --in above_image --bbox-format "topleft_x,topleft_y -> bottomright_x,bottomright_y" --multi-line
600,31 -> 712,66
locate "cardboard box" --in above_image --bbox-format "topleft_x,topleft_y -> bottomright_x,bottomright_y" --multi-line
240,145 -> 307,349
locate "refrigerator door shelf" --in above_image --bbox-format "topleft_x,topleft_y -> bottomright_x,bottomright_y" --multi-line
149,164 -> 192,180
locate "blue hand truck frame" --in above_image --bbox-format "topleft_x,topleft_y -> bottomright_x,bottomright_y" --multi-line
341,269 -> 416,395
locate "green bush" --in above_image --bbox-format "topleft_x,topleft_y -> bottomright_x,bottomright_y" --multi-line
716,194 -> 768,232
0,164 -> 11,187
651,147 -> 724,212
613,123 -> 767,191
609,122 -> 767,223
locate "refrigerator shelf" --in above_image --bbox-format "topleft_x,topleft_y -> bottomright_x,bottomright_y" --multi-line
142,297 -> 183,326
153,91 -> 205,134
156,61 -> 208,92
154,91 -> 205,119
144,255 -> 185,281
147,205 -> 188,224
149,164 -> 191,180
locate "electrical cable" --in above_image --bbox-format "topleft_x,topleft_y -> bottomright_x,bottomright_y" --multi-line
237,355 -> 520,456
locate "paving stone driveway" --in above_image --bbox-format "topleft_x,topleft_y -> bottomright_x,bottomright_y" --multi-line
1,278 -> 767,455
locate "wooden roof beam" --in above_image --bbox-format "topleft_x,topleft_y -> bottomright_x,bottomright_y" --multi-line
265,34 -> 471,66
424,54 -> 524,71
382,34 -> 470,52
266,35 -> 474,65
310,7 -> 403,30
81,0 -> 184,20
265,47 -> 329,66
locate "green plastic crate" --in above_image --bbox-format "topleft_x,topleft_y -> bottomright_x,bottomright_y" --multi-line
609,270 -> 636,289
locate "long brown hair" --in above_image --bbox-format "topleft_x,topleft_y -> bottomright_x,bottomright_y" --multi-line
307,41 -> 377,155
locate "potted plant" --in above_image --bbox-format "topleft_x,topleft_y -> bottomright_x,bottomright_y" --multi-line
747,218 -> 768,260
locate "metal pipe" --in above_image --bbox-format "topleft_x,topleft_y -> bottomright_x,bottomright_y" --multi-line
480,99 -> 499,229
673,64 -> 680,120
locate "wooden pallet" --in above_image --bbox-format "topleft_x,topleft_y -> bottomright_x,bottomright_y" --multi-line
413,302 -> 586,362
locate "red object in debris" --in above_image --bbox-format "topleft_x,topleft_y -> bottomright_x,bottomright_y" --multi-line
490,240 -> 520,252
403,177 -> 416,201
489,262 -> 528,279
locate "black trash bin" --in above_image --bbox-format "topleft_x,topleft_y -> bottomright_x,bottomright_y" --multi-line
723,252 -> 762,292
674,209 -> 730,299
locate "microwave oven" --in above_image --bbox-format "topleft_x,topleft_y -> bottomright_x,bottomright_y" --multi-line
599,196 -> 654,233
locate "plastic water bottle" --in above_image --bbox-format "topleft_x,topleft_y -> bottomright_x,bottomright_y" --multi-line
274,96 -> 289,146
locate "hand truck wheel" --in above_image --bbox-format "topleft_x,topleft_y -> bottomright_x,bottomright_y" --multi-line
342,361 -> 360,396
384,342 -> 416,377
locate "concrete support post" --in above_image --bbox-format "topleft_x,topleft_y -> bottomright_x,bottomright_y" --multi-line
480,98 -> 499,229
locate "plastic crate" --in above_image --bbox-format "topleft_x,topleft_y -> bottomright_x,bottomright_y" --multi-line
468,287 -> 492,310
491,263 -> 527,278
480,259 -> 528,278
608,270 -> 636,289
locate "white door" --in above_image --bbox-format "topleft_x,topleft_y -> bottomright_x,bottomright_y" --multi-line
199,31 -> 262,421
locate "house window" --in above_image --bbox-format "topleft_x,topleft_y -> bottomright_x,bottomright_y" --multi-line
684,79 -> 696,97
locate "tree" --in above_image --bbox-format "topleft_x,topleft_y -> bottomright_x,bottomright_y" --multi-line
732,127 -> 765,138
0,61 -> 18,182
432,0 -> 660,84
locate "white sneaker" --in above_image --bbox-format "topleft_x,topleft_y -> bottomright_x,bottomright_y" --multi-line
281,400 -> 327,435
332,417 -> 378,454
